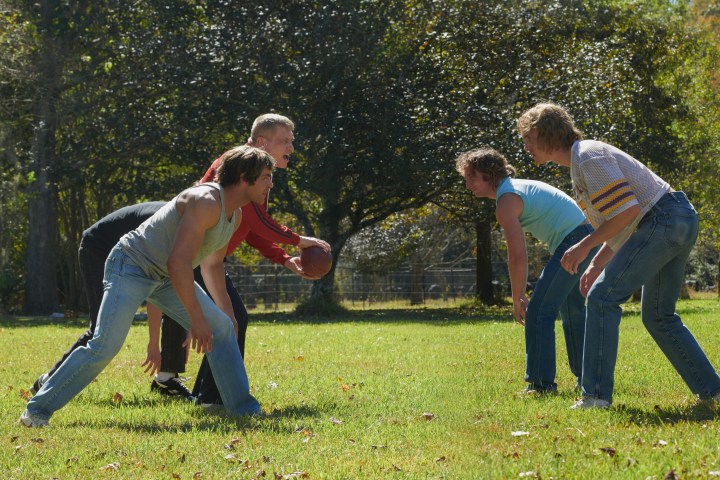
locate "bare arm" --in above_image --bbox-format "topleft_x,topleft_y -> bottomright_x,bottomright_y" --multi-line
167,190 -> 222,354
496,194 -> 528,325
561,205 -> 640,275
200,245 -> 238,336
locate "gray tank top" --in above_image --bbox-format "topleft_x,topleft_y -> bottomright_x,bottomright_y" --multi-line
119,183 -> 237,280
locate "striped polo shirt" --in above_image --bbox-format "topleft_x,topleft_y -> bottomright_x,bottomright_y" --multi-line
570,140 -> 669,251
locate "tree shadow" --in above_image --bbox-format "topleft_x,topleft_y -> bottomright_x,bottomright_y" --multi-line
1,306 -> 515,328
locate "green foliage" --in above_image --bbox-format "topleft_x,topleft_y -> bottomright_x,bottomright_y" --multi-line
2,0 -> 720,311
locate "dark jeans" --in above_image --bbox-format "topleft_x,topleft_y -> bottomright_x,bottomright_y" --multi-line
44,239 -> 186,381
189,267 -> 249,405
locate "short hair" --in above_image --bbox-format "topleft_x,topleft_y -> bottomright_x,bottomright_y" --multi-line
215,145 -> 275,186
517,102 -> 583,151
455,147 -> 516,188
249,113 -> 295,141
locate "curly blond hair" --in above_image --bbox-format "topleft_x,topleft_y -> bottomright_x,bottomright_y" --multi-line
455,147 -> 516,188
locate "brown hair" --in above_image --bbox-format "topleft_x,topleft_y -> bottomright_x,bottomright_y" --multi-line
517,102 -> 583,150
215,145 -> 275,186
455,147 -> 516,188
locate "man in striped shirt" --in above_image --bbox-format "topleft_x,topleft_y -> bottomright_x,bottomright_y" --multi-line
518,102 -> 720,409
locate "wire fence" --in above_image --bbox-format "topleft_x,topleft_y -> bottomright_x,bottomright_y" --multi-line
224,260 -> 510,310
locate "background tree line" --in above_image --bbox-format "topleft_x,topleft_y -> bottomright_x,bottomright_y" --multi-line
1,0 -> 718,314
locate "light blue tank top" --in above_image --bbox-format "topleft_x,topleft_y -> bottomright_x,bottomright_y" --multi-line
119,183 -> 237,279
496,177 -> 585,253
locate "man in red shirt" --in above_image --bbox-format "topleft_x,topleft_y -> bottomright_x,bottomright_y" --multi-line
152,114 -> 330,405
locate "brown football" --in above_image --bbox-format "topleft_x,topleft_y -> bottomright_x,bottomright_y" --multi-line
300,246 -> 332,277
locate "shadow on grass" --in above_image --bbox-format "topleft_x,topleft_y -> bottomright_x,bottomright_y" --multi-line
617,402 -> 720,425
67,403 -> 323,433
1,305 -> 515,329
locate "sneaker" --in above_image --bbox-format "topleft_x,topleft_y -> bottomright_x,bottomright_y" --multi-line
571,397 -> 611,410
151,375 -> 193,400
30,373 -> 49,395
19,409 -> 49,428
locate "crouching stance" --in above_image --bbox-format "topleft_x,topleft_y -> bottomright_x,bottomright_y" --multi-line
456,147 -> 598,394
20,146 -> 274,427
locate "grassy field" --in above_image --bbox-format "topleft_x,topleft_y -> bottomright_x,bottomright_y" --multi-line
2,299 -> 720,479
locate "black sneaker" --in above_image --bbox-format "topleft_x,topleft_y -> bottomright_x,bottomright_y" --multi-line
30,373 -> 49,395
151,376 -> 193,400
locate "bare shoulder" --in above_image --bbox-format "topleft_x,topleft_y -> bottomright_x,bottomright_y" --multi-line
496,193 -> 523,225
176,185 -> 221,223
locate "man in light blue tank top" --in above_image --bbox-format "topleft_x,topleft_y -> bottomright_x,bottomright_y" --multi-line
21,146 -> 275,427
456,147 -> 599,394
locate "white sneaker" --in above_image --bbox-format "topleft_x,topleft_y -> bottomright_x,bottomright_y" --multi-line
19,409 -> 49,428
571,397 -> 611,410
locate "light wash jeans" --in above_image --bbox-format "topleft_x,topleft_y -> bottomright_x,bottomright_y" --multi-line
525,224 -> 598,390
582,192 -> 720,403
27,245 -> 260,421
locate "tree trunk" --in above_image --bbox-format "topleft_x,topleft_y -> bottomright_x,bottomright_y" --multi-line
23,0 -> 62,314
475,217 -> 497,305
409,251 -> 425,305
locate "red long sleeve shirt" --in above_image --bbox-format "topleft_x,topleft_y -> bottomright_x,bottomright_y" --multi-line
201,157 -> 300,264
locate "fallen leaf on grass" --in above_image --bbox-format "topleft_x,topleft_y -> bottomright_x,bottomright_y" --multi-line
371,445 -> 385,450
421,412 -> 435,421
341,384 -> 351,392
10,435 -> 18,443
654,439 -> 668,447
193,471 -> 202,479
112,392 -> 123,403
268,381 -> 278,390
435,456 -> 447,463
708,471 -> 720,476
255,470 -> 266,478
599,447 -> 616,457
225,454 -> 238,462
172,474 -> 181,480
329,416 -> 343,425
295,356 -> 305,362
518,472 -> 538,478
19,388 -> 31,402
665,469 -> 680,480
99,462 -> 120,471
511,431 -> 529,437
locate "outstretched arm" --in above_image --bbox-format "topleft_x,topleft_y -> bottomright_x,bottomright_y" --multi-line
496,194 -> 528,325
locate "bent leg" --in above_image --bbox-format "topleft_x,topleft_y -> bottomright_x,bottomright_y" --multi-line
27,248 -> 150,420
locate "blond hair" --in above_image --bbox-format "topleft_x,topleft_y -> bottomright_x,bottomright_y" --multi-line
517,102 -> 583,151
249,113 -> 295,142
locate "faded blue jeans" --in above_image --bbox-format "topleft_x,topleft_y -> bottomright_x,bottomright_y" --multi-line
27,245 -> 260,421
582,192 -> 720,403
525,223 -> 598,390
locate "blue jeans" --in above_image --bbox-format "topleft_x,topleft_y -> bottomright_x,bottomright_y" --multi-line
525,224 -> 598,390
26,245 -> 260,421
582,192 -> 720,403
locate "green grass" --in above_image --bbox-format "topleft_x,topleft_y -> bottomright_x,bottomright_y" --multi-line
3,299 -> 720,478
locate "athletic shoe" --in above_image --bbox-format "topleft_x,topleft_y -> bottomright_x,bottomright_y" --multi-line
571,397 -> 611,409
150,375 -> 193,400
19,409 -> 49,428
30,373 -> 49,395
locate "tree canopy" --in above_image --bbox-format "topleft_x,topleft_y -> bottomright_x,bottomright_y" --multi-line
1,0 -> 718,313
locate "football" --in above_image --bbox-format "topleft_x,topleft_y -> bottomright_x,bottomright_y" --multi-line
300,246 -> 332,277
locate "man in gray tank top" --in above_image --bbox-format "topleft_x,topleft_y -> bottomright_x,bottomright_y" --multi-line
20,146 -> 275,427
